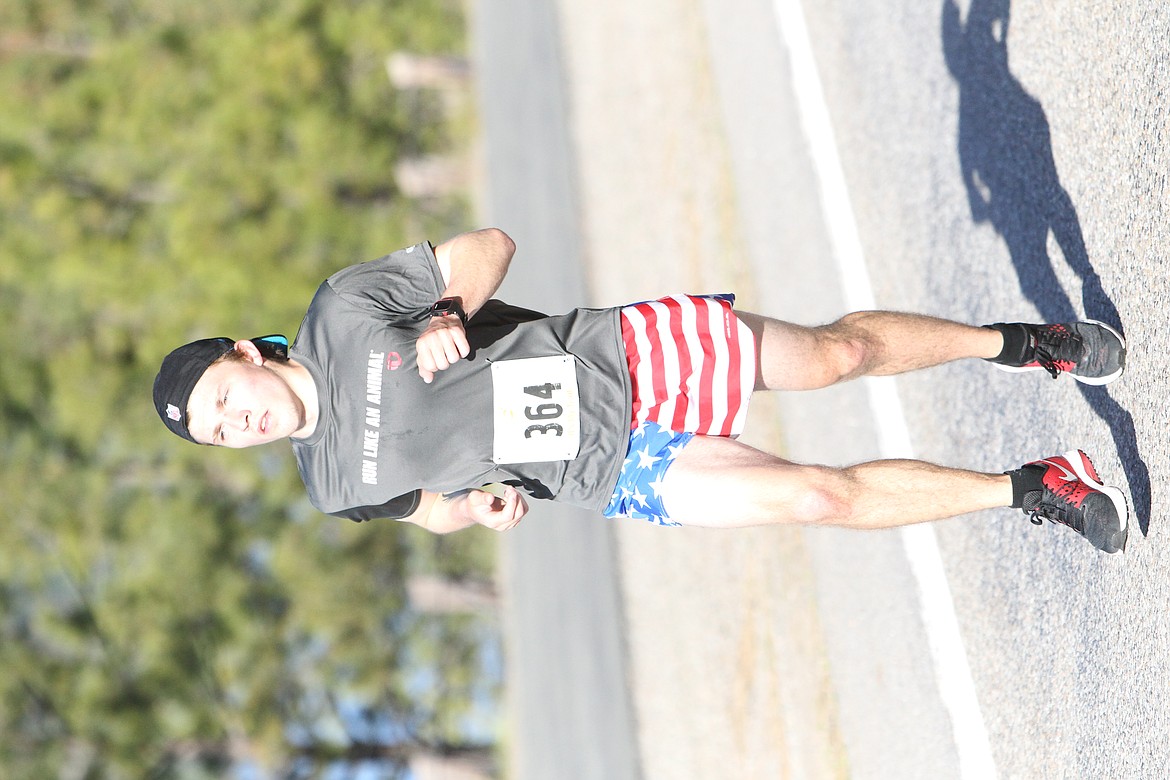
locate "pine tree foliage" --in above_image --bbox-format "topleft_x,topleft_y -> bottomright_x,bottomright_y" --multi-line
0,1 -> 500,776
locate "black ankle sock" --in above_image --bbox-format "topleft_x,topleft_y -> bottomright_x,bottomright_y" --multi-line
984,323 -> 1030,365
1006,464 -> 1044,508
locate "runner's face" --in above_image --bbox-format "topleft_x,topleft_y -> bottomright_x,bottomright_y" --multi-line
186,356 -> 305,448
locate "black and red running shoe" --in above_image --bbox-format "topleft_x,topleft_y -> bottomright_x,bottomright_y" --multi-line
1008,450 -> 1129,553
987,321 -> 1126,385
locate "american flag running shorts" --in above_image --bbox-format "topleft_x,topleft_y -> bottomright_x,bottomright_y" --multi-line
620,293 -> 757,436
603,294 -> 757,524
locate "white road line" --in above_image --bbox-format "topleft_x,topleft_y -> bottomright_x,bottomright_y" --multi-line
768,1 -> 997,778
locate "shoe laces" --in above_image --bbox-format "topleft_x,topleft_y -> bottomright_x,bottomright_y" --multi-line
1032,325 -> 1082,379
1024,482 -> 1083,530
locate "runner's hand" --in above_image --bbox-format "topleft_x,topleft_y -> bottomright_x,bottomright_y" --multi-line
466,486 -> 527,532
416,316 -> 470,384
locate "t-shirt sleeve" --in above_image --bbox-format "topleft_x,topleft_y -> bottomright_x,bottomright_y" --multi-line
329,489 -> 422,522
323,242 -> 445,322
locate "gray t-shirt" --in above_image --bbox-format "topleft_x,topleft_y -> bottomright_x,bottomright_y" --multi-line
289,242 -> 632,521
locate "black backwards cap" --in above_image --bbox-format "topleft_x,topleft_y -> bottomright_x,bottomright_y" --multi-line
153,335 -> 288,443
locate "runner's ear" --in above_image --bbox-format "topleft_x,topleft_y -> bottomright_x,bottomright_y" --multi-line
233,339 -> 265,364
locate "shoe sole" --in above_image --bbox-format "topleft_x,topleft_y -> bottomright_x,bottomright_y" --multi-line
1064,448 -> 1130,552
993,319 -> 1126,386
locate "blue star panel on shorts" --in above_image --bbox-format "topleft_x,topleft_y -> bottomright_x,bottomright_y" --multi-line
602,421 -> 694,526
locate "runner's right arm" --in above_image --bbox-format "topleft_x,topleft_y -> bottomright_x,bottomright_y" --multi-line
407,486 -> 529,534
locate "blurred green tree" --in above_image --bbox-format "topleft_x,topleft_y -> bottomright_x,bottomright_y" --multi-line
0,0 -> 500,776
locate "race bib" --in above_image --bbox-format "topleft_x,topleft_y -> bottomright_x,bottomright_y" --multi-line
490,356 -> 581,463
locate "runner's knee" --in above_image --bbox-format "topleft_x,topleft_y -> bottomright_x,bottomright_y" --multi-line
818,314 -> 874,383
788,467 -> 853,525
754,464 -> 852,525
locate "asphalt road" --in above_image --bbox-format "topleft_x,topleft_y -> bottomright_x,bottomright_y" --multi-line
475,0 -> 1170,778
471,1 -> 642,779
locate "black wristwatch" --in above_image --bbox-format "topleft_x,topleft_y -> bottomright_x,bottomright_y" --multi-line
428,297 -> 467,325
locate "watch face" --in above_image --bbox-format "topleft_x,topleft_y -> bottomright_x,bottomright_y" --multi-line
431,298 -> 466,322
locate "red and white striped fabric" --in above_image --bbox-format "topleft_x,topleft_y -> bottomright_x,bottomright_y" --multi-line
620,294 -> 757,437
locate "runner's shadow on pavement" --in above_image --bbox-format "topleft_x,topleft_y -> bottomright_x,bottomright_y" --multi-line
942,0 -> 1151,535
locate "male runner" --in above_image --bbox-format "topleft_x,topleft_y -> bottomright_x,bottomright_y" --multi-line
154,228 -> 1130,552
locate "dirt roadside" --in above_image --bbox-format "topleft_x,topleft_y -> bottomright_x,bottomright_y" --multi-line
551,0 -> 850,777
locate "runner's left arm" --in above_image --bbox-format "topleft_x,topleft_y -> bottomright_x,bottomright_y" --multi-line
416,228 -> 517,383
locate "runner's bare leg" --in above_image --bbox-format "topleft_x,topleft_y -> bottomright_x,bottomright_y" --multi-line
659,436 -> 1012,530
736,311 -> 1004,391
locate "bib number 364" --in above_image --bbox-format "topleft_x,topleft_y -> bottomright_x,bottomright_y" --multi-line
491,356 -> 581,463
